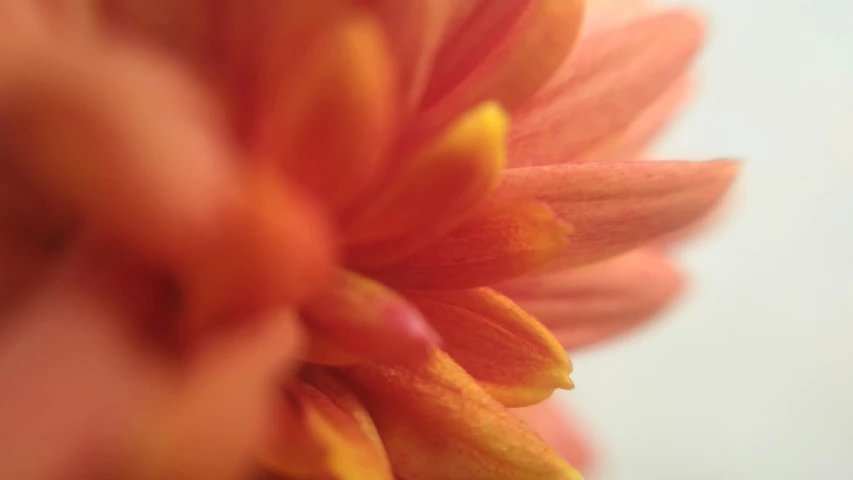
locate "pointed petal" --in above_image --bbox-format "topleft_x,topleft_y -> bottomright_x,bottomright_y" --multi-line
495,160 -> 738,268
499,248 -> 684,338
512,400 -> 596,474
345,352 -> 581,480
345,103 -> 508,269
405,288 -> 572,407
411,0 -> 585,143
300,269 -> 439,366
509,10 -> 704,166
264,376 -> 394,480
252,8 -> 395,211
371,201 -> 571,290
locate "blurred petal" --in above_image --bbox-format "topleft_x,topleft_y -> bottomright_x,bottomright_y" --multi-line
253,8 -> 396,211
581,0 -> 649,34
372,201 -> 571,290
345,352 -> 581,480
509,10 -> 704,166
512,400 -> 596,474
345,103 -> 507,268
405,288 -> 572,407
301,269 -> 439,366
499,248 -> 684,335
264,372 -> 393,480
495,160 -> 738,268
412,0 -> 585,143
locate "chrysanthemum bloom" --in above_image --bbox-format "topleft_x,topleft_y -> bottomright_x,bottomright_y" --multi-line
12,1 -> 736,479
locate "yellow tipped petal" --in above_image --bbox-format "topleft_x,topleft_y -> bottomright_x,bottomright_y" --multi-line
253,9 -> 395,211
264,376 -> 393,480
301,269 -> 439,366
405,288 -> 572,407
345,102 -> 508,268
371,201 -> 571,290
345,352 -> 581,480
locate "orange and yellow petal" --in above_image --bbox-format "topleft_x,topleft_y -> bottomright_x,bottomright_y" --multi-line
345,351 -> 581,480
405,288 -> 572,407
345,102 -> 507,268
495,160 -> 738,269
264,373 -> 393,480
301,269 -> 439,366
372,200 -> 571,290
509,10 -> 704,166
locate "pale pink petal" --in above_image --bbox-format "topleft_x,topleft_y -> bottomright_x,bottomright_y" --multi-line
493,160 -> 739,268
581,0 -> 649,35
508,10 -> 704,167
498,248 -> 684,332
512,399 -> 596,473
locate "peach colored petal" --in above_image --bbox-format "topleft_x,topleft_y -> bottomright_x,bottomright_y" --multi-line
494,160 -> 738,269
344,351 -> 581,480
300,269 -> 439,366
509,10 -> 704,166
371,201 -> 571,290
512,400 -> 596,474
405,288 -> 572,407
581,0 -> 649,35
252,9 -> 396,212
345,103 -> 508,269
498,248 -> 684,333
573,76 -> 693,163
410,0 -> 585,144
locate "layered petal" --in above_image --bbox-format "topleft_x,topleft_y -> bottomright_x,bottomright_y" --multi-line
412,0 -> 585,143
301,269 -> 439,366
512,400 -> 596,474
405,288 -> 572,407
371,201 -> 571,290
345,103 -> 507,269
345,352 -> 581,480
264,374 -> 393,480
509,10 -> 704,166
494,160 -> 738,268
252,7 -> 395,211
499,248 -> 684,347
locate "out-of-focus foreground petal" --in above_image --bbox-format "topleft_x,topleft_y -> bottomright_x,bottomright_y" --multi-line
512,399 -> 595,474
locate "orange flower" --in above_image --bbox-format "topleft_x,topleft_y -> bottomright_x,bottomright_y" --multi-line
20,1 -> 737,479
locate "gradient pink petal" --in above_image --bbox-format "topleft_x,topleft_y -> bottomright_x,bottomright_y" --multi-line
512,399 -> 596,474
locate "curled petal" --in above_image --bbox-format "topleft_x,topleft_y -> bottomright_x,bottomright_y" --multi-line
412,0 -> 585,142
264,375 -> 393,480
301,269 -> 439,366
499,248 -> 684,344
345,102 -> 508,269
253,8 -> 395,211
405,288 -> 572,407
509,10 -> 704,166
495,160 -> 738,268
372,201 -> 571,290
345,352 -> 581,480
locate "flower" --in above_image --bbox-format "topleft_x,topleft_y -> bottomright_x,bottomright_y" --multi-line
15,1 -> 737,479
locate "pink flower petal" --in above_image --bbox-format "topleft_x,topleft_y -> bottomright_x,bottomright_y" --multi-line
498,248 -> 684,333
493,160 -> 739,268
511,400 -> 596,474
508,10 -> 704,166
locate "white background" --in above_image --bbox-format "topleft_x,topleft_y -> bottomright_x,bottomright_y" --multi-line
563,1 -> 853,479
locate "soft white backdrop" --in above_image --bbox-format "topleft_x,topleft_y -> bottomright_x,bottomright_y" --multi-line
560,1 -> 853,479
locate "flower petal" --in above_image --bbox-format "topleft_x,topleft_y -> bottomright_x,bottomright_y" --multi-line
495,160 -> 738,268
300,269 -> 439,366
344,352 -> 581,480
499,248 -> 684,338
509,10 -> 704,166
411,0 -> 585,143
345,102 -> 508,269
405,288 -> 572,407
371,200 -> 571,290
512,400 -> 596,474
252,7 -> 395,212
264,374 -> 393,480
